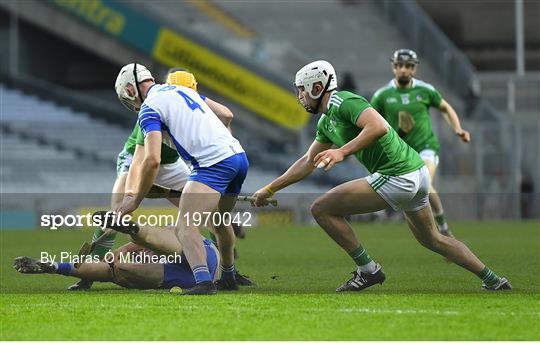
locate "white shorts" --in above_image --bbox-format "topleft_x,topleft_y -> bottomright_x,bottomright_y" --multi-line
116,148 -> 133,176
367,166 -> 430,212
116,148 -> 189,191
419,149 -> 439,167
155,159 -> 190,191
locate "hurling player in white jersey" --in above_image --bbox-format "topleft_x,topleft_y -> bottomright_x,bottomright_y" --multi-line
114,63 -> 249,295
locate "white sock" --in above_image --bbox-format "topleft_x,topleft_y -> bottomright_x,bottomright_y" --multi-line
438,222 -> 449,232
358,261 -> 377,273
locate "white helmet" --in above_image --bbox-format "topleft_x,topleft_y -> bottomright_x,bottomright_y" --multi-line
294,60 -> 338,99
115,63 -> 154,112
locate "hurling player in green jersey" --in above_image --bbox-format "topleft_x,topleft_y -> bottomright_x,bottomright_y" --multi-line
371,49 -> 471,237
253,60 -> 509,292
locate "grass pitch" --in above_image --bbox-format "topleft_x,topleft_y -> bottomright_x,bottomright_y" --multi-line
1,221 -> 539,340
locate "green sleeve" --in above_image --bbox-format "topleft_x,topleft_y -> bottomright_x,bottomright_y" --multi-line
370,93 -> 384,116
429,87 -> 443,108
315,116 -> 332,143
315,129 -> 332,144
127,123 -> 139,141
135,126 -> 145,146
339,97 -> 372,125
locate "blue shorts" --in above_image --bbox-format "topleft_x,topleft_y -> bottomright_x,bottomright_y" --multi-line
162,238 -> 219,289
188,152 -> 249,195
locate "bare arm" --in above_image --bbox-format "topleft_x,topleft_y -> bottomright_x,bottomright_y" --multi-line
205,97 -> 233,129
252,140 -> 332,205
118,132 -> 162,215
314,108 -> 389,170
124,144 -> 145,196
269,140 -> 332,192
133,131 -> 162,203
439,99 -> 470,142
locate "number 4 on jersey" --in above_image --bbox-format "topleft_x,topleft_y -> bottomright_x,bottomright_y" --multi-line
177,90 -> 205,113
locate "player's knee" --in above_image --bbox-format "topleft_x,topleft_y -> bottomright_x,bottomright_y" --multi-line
310,199 -> 327,219
109,263 -> 134,288
417,233 -> 444,252
175,226 -> 189,241
177,228 -> 201,245
214,225 -> 233,240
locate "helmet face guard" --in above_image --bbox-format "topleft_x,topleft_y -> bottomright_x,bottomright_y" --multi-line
294,75 -> 334,114
294,60 -> 337,113
119,97 -> 139,112
115,63 -> 154,112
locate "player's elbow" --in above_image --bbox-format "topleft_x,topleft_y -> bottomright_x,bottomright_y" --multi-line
221,110 -> 234,126
373,121 -> 389,138
439,100 -> 451,113
143,156 -> 160,170
224,109 -> 234,121
300,154 -> 314,171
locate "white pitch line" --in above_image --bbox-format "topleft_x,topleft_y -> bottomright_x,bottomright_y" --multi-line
9,303 -> 539,318
337,308 -> 460,316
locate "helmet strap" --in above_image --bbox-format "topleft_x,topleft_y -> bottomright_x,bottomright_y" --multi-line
311,74 -> 333,114
133,63 -> 144,104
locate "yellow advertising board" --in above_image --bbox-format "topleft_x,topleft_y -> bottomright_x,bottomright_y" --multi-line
153,28 -> 309,131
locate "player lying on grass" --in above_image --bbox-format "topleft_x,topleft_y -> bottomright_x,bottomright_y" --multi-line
253,60 -> 510,292
14,225 -> 220,290
70,68 -> 251,291
371,49 -> 471,238
115,63 -> 249,295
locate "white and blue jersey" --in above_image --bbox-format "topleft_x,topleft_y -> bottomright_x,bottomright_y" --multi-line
138,84 -> 248,195
138,84 -> 244,168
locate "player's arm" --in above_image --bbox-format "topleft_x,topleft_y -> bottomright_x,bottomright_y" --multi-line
205,97 -> 234,129
252,140 -> 332,205
119,131 -> 162,216
439,99 -> 470,142
124,144 -> 144,197
314,108 -> 388,171
120,101 -> 165,214
132,131 -> 162,204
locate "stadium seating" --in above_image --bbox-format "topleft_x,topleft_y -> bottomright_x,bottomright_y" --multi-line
135,1 -> 462,102
1,85 -> 127,162
0,84 -> 328,197
479,72 -> 540,117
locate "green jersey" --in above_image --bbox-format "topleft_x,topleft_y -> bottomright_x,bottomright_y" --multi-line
315,91 -> 424,176
371,78 -> 442,153
123,124 -> 139,155
123,123 -> 179,165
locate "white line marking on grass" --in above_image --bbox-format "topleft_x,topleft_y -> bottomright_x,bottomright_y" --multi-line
337,308 -> 459,316
9,303 -> 539,318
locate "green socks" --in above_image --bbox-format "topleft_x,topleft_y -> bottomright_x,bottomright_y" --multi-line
91,227 -> 117,260
434,212 -> 448,226
478,267 -> 501,287
434,213 -> 445,226
349,247 -> 377,273
434,212 -> 450,233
